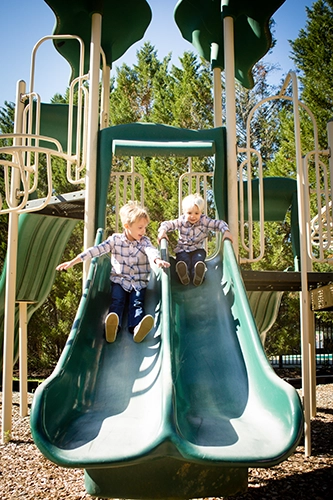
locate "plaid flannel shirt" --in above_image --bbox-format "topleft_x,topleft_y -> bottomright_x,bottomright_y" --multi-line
79,233 -> 160,291
159,214 -> 229,253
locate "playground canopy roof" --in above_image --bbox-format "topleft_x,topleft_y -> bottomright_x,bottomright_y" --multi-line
45,0 -> 286,89
44,0 -> 152,79
175,0 -> 286,88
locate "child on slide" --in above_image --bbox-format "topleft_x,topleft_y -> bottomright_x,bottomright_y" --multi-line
57,201 -> 170,343
158,193 -> 232,286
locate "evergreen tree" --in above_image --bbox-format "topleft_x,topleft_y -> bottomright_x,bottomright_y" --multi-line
257,0 -> 333,355
290,0 -> 333,148
108,44 -> 215,246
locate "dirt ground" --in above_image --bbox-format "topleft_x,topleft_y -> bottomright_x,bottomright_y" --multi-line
0,382 -> 332,500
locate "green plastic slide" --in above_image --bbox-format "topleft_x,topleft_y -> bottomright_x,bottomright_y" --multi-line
0,213 -> 78,372
30,235 -> 303,499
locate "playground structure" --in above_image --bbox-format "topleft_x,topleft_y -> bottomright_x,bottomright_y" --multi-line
1,0 -> 333,498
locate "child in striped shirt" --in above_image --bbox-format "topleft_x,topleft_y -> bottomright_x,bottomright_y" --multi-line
57,201 -> 170,343
158,193 -> 232,286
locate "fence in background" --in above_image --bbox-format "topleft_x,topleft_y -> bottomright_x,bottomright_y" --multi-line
269,318 -> 333,368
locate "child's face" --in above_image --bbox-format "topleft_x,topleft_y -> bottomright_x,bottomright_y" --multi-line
184,204 -> 202,224
125,217 -> 149,241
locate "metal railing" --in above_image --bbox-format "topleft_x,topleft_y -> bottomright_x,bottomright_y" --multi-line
238,71 -> 333,266
270,353 -> 333,368
110,157 -> 145,232
0,134 -> 70,214
179,157 -> 215,255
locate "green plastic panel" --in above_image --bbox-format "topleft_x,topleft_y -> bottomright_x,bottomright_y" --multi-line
31,102 -> 82,153
247,290 -> 284,343
97,123 -> 227,230
0,213 -> 78,370
44,0 -> 152,80
241,177 -> 300,260
174,0 -> 286,88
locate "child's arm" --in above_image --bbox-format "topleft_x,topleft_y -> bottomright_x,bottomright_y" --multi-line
56,237 -> 114,271
222,230 -> 233,243
157,229 -> 168,243
144,240 -> 170,269
203,215 -> 233,243
157,218 -> 180,243
154,257 -> 170,269
56,255 -> 82,271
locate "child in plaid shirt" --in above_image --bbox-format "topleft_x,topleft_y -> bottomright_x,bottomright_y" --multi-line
57,201 -> 170,343
158,193 -> 232,286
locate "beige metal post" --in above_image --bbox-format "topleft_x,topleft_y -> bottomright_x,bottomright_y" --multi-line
223,13 -> 239,258
213,66 -> 222,128
1,80 -> 26,443
83,13 -> 102,283
19,302 -> 28,417
211,42 -> 222,128
100,52 -> 110,129
291,72 -> 312,456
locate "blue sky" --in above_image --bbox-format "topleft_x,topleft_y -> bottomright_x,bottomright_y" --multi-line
0,0 -> 313,106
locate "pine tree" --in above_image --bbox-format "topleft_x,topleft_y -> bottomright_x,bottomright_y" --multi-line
290,0 -> 333,147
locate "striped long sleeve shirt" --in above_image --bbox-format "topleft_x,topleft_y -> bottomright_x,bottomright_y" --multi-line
159,214 -> 229,253
79,233 -> 160,292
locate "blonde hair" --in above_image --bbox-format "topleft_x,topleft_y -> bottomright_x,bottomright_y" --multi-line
182,193 -> 204,213
119,200 -> 150,226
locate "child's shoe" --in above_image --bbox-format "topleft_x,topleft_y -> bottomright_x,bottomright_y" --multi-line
193,261 -> 206,286
176,261 -> 190,285
133,315 -> 154,343
105,312 -> 119,342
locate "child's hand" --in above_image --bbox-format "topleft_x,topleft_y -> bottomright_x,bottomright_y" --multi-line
222,230 -> 233,243
158,231 -> 168,244
56,255 -> 81,271
155,258 -> 170,269
56,261 -> 72,271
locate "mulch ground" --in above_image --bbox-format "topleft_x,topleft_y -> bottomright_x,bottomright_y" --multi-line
0,381 -> 332,499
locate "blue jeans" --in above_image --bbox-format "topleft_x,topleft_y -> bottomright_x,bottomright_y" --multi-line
176,249 -> 207,279
109,283 -> 146,333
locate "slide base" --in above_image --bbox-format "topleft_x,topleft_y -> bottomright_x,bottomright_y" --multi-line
85,459 -> 248,499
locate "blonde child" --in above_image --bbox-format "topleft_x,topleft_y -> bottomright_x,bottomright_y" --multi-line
57,201 -> 170,343
158,193 -> 232,286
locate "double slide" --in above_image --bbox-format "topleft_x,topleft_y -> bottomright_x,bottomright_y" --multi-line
30,234 -> 303,499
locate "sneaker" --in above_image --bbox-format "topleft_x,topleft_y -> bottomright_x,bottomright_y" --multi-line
176,261 -> 190,285
193,261 -> 206,286
133,315 -> 154,343
105,312 -> 119,342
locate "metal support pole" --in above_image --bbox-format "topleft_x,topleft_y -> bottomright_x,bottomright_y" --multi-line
1,80 -> 26,443
213,66 -> 222,128
291,72 -> 311,456
100,64 -> 111,130
83,13 -> 102,284
308,305 -> 316,418
211,42 -> 222,128
223,14 -> 239,258
19,302 -> 28,417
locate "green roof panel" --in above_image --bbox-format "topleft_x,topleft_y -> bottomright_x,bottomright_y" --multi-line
174,0 -> 286,89
44,0 -> 152,80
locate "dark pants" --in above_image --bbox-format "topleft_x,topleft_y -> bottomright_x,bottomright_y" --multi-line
109,283 -> 146,333
176,249 -> 207,279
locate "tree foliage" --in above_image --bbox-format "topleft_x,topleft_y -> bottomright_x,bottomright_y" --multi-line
290,0 -> 333,147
